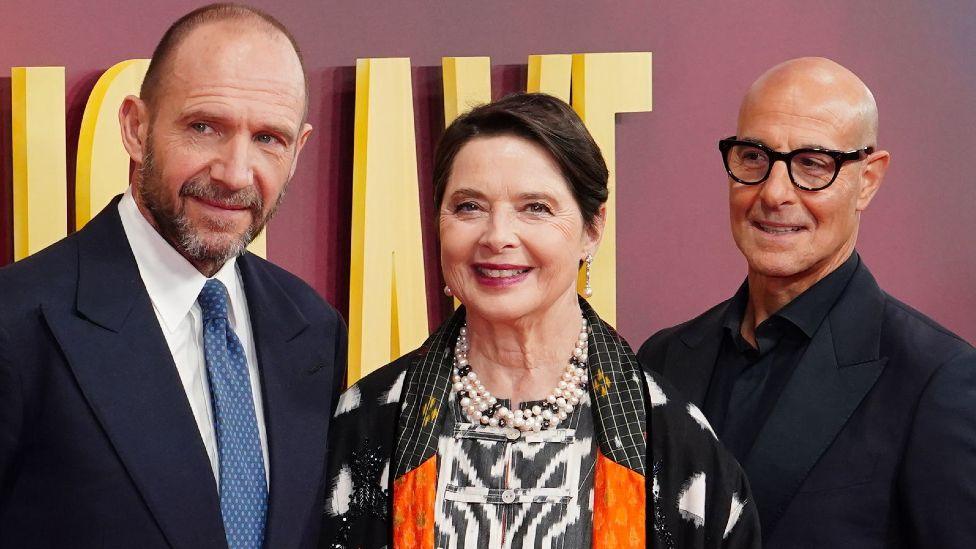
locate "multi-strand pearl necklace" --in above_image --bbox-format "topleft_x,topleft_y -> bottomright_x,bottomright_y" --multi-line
451,318 -> 590,432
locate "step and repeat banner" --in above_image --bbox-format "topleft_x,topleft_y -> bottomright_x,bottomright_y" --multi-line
1,1 -> 974,379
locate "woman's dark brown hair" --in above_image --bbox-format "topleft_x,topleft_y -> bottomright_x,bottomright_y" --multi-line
432,92 -> 609,229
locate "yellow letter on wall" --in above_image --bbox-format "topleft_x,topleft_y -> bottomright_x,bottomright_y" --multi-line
442,56 -> 491,125
571,52 -> 652,324
76,59 -> 149,229
348,58 -> 429,383
12,67 -> 67,260
527,54 -> 572,102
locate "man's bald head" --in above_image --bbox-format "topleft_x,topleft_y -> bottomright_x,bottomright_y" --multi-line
140,3 -> 308,118
739,57 -> 879,148
727,56 -> 891,298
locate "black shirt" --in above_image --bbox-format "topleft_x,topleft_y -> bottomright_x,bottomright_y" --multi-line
703,253 -> 860,463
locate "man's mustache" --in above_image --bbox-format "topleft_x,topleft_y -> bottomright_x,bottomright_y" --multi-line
179,179 -> 263,211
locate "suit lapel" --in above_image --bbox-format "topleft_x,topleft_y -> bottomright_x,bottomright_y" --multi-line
44,201 -> 226,548
664,302 -> 729,405
743,260 -> 888,535
238,255 -> 334,548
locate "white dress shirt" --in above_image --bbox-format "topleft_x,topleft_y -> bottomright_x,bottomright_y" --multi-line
118,188 -> 269,486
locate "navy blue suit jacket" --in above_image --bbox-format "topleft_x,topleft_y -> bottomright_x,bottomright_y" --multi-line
0,198 -> 347,548
638,258 -> 976,548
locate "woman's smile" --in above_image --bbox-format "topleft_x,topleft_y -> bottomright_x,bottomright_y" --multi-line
472,263 -> 533,287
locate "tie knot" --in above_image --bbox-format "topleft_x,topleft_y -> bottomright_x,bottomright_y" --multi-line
198,279 -> 230,322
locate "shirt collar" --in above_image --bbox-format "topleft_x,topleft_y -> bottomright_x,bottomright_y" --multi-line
775,252 -> 859,338
118,188 -> 241,333
725,252 -> 860,344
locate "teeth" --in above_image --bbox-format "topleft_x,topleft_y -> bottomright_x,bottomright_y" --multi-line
757,223 -> 801,234
477,268 -> 529,278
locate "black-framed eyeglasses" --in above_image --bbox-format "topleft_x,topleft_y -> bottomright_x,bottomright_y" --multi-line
719,136 -> 874,191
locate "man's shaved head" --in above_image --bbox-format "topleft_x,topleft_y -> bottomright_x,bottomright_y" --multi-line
727,57 -> 890,297
739,57 -> 879,148
140,3 -> 308,117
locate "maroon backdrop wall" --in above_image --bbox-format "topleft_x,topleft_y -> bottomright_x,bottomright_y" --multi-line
1,0 -> 973,345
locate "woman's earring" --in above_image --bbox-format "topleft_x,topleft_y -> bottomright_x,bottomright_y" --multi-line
444,285 -> 453,297
583,254 -> 594,297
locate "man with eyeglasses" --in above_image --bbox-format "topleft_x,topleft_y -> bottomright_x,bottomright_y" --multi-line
639,57 -> 976,547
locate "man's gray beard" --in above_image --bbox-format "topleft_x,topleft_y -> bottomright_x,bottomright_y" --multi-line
137,137 -> 288,268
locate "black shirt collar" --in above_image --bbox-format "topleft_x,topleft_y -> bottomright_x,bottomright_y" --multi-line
723,251 -> 861,348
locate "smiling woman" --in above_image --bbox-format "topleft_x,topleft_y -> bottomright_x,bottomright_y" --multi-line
320,93 -> 761,549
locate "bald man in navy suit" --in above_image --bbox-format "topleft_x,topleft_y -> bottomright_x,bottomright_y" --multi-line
639,58 -> 976,548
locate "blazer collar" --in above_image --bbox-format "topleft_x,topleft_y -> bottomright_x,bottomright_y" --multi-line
664,300 -> 731,405
61,198 -> 331,548
742,258 -> 887,535
237,253 -> 333,549
51,198 -> 228,548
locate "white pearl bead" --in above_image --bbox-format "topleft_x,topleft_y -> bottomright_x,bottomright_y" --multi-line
451,320 -> 588,433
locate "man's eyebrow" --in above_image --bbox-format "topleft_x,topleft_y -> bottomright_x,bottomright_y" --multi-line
178,108 -> 299,143
740,136 -> 831,151
260,121 -> 299,143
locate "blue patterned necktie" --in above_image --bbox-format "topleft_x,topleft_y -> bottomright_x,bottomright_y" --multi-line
198,279 -> 268,549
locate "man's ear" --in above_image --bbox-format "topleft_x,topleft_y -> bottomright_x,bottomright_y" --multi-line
584,203 -> 607,255
119,95 -> 150,165
288,122 -> 313,179
856,149 -> 890,211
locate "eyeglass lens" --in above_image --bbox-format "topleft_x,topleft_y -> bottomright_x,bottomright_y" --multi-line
727,144 -> 836,189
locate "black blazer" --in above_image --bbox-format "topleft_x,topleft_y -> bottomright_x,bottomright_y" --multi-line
0,198 -> 347,548
638,259 -> 976,548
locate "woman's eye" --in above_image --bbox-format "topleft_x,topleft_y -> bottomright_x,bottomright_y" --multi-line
454,201 -> 480,213
526,202 -> 553,215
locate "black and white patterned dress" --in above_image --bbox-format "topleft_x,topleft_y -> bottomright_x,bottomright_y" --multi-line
433,392 -> 596,548
320,300 -> 761,549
